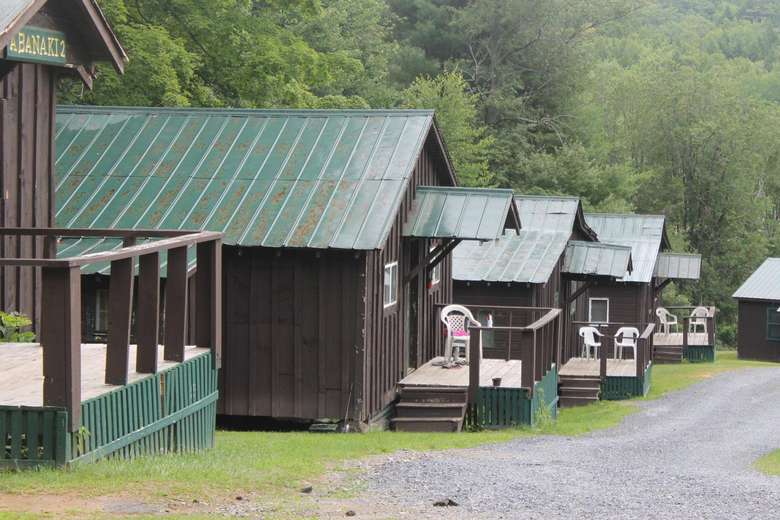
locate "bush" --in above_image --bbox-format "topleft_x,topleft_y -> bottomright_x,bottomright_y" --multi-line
0,311 -> 36,343
717,323 -> 737,350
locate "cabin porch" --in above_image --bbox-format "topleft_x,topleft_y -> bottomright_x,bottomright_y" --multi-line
393,305 -> 560,432
563,321 -> 655,406
0,228 -> 222,468
653,306 -> 717,363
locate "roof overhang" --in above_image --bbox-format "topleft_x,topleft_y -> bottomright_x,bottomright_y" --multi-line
654,252 -> 701,281
404,187 -> 519,241
0,0 -> 127,84
562,241 -> 633,281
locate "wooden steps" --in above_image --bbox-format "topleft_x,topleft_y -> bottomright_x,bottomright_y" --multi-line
654,345 -> 683,363
558,375 -> 600,408
391,386 -> 468,432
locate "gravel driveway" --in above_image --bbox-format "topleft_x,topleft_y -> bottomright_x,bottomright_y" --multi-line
360,367 -> 780,519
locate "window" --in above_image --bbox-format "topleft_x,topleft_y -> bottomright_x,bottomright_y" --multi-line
383,262 -> 398,308
429,246 -> 440,286
767,306 -> 780,342
94,288 -> 109,332
589,298 -> 609,323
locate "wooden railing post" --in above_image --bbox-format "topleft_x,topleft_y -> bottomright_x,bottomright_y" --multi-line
506,311 -> 513,360
599,329 -> 607,381
521,330 -> 534,391
106,257 -> 134,385
196,239 -> 222,368
136,252 -> 160,373
636,336 -> 644,378
164,246 -> 188,362
468,327 -> 481,406
41,265 -> 81,431
707,314 -> 715,347
683,317 -> 689,350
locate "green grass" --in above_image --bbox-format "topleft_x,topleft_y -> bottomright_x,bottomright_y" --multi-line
0,350 -> 774,505
755,449 -> 780,476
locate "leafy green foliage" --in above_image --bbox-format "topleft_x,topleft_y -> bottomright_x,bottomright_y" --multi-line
0,311 -> 35,343
401,72 -> 495,186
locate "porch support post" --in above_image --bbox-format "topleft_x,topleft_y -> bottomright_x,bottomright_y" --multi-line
468,328 -> 481,405
164,246 -> 188,362
105,257 -> 134,385
41,265 -> 82,431
196,239 -> 222,369
520,330 -> 534,390
599,331 -> 607,381
136,252 -> 160,374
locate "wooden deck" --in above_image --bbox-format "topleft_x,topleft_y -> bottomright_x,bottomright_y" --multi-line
399,357 -> 525,389
0,342 -> 208,407
560,357 -> 638,378
653,332 -> 710,346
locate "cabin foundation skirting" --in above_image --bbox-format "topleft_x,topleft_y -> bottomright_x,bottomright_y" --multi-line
601,362 -> 652,400
1,352 -> 217,469
684,346 -> 716,363
467,365 -> 558,428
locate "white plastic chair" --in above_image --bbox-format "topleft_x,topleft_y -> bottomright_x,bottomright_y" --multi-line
614,327 -> 640,360
656,307 -> 678,335
579,326 -> 603,360
440,305 -> 481,363
689,307 -> 708,334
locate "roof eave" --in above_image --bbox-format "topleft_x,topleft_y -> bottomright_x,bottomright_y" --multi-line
79,0 -> 129,75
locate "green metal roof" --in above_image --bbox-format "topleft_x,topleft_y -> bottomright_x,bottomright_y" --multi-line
654,252 -> 701,280
733,258 -> 780,301
452,229 -> 569,284
585,213 -> 670,283
54,106 -> 453,259
515,195 -> 596,239
403,187 -> 519,241
563,241 -> 633,279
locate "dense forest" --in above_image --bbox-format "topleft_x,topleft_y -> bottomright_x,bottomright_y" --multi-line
69,0 -> 780,345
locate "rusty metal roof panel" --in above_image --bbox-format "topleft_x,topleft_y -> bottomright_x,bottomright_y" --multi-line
54,106 -> 439,251
403,187 -> 517,240
585,213 -> 668,283
733,258 -> 780,301
452,229 -> 569,284
654,252 -> 701,280
514,195 -> 597,240
563,241 -> 633,279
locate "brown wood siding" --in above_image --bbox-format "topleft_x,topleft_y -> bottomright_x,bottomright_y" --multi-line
219,246 -> 360,420
360,133 -> 453,421
737,300 -> 780,362
0,62 -> 56,330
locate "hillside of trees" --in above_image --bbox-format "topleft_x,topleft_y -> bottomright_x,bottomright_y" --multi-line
70,0 -> 780,344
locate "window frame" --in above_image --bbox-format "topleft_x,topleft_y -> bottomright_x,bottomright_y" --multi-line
94,287 -> 109,332
383,261 -> 399,309
767,306 -> 780,342
588,297 -> 609,324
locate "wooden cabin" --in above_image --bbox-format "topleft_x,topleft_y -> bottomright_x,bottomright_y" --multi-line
451,196 -> 635,408
1,0 -> 222,470
733,258 -> 780,362
52,106 -> 521,430
557,213 -> 706,403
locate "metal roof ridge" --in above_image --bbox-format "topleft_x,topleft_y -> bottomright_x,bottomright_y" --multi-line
57,105 -> 437,117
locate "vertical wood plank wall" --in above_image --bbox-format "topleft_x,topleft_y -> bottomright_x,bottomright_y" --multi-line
0,63 -> 56,330
220,246 -> 360,421
737,300 -> 780,361
361,135 -> 453,422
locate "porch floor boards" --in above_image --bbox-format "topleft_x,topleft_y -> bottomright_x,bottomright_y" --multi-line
0,342 -> 208,407
653,332 -> 710,346
560,357 -> 638,378
399,357 -> 524,389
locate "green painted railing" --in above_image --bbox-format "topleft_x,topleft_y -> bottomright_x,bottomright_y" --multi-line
602,362 -> 652,400
467,365 -> 558,428
684,346 -> 716,363
1,351 -> 217,469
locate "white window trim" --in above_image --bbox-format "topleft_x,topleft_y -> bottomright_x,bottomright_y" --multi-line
588,297 -> 609,323
95,288 -> 109,331
383,261 -> 399,309
429,246 -> 440,286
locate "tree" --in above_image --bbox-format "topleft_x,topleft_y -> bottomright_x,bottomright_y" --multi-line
401,72 -> 495,186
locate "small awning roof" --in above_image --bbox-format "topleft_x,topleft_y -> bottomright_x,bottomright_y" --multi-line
563,241 -> 633,280
654,252 -> 701,281
404,187 -> 520,241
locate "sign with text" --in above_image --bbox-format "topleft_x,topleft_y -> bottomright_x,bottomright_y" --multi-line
5,26 -> 67,66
